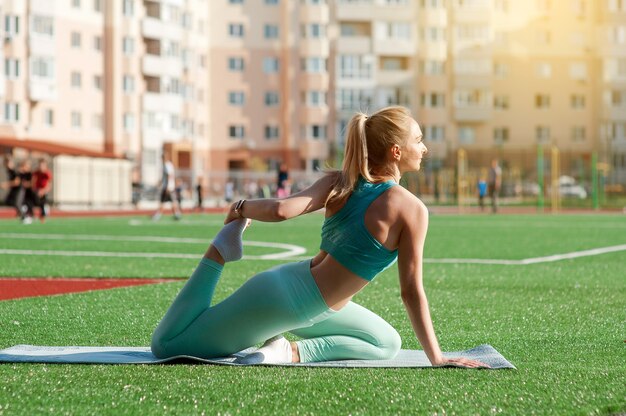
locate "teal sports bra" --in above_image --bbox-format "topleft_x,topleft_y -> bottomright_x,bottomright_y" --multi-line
320,177 -> 398,281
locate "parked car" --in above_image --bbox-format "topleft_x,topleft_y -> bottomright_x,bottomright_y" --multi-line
557,176 -> 587,199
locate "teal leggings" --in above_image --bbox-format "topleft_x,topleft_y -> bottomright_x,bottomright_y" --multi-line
151,258 -> 401,362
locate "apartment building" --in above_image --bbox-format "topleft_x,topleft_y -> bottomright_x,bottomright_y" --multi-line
0,0 -> 210,189
1,0 -> 625,195
208,0 -> 332,174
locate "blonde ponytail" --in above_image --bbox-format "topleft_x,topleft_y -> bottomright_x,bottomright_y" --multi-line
325,106 -> 415,207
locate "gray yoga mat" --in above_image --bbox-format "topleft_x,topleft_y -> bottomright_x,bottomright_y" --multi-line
0,344 -> 515,369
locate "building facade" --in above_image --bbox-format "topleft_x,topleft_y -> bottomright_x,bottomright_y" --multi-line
0,0 -> 625,196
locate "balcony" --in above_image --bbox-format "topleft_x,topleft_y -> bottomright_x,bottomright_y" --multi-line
299,4 -> 329,22
420,9 -> 447,26
29,35 -> 56,56
336,4 -> 374,21
142,54 -> 182,78
142,17 -> 182,41
454,106 -> 491,121
29,79 -> 57,101
374,39 -> 415,56
143,92 -> 183,114
452,4 -> 492,22
337,36 -> 371,53
378,69 -> 413,86
299,39 -> 330,56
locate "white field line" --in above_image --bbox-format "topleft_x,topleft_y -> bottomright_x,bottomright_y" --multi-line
0,233 -> 305,260
0,232 -> 624,264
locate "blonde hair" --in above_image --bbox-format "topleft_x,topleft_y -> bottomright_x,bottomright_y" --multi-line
326,106 -> 414,206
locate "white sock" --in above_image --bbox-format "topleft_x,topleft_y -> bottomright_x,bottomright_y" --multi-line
235,335 -> 293,365
211,219 -> 250,262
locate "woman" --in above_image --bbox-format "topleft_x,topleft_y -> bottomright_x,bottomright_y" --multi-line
151,107 -> 487,368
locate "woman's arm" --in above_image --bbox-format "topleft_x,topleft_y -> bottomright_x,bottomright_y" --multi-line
224,173 -> 338,224
397,198 -> 488,368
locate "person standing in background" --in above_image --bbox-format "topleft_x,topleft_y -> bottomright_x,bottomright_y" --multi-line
152,154 -> 181,221
196,176 -> 204,212
477,177 -> 487,212
33,158 -> 52,222
2,155 -> 22,218
487,159 -> 502,214
17,160 -> 36,224
276,163 -> 289,197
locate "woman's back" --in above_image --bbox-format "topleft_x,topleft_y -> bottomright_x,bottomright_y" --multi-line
311,181 -> 413,310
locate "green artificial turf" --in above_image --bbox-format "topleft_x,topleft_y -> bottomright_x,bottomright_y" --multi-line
0,213 -> 625,415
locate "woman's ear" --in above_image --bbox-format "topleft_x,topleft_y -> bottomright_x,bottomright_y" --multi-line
391,144 -> 401,161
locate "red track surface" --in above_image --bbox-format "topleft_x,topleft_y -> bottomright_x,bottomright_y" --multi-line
0,277 -> 181,301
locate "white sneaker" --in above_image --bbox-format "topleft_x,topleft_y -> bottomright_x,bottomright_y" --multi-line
22,216 -> 33,225
151,212 -> 161,221
234,335 -> 293,365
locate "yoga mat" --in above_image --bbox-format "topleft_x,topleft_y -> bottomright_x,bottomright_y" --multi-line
0,344 -> 515,369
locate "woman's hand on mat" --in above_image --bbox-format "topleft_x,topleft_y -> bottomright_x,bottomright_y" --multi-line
434,357 -> 490,369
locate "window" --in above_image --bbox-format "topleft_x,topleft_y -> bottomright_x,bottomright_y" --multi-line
71,71 -> 82,88
338,55 -> 372,78
30,57 -> 55,79
263,57 -> 280,73
94,0 -> 102,12
571,126 -> 586,142
424,125 -> 445,142
4,103 -> 19,123
454,59 -> 491,75
301,57 -> 327,73
608,0 -> 626,12
536,62 -> 552,78
265,125 -> 280,140
4,59 -> 20,79
123,75 -> 134,94
229,91 -> 245,105
89,75 -> 101,90
122,0 -> 134,17
494,127 -> 509,144
337,89 -> 372,110
71,32 -> 81,48
535,94 -> 550,109
494,62 -> 508,78
229,125 -> 245,139
303,90 -> 327,106
264,24 -> 279,39
302,23 -> 326,39
44,109 -> 53,126
229,23 -> 245,37
265,91 -> 280,106
536,126 -> 550,143
420,60 -> 445,75
421,26 -> 446,42
458,127 -> 475,144
383,22 -> 411,40
303,124 -> 327,140
93,36 -> 102,51
494,95 -> 509,110
229,0 -> 244,3
72,0 -> 80,8
122,37 -> 134,55
4,15 -> 19,37
570,62 -> 587,80
123,113 -> 134,133
571,94 -> 585,109
228,57 -> 245,71
31,15 -> 54,36
265,0 -> 279,4
611,91 -> 626,107
420,92 -> 446,108
71,111 -> 82,128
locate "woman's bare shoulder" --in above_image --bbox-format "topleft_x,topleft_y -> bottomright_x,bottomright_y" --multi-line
387,185 -> 428,213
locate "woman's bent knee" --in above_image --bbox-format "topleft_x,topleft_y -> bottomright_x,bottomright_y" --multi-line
379,328 -> 402,359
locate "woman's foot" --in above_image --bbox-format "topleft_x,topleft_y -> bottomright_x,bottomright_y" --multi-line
211,218 -> 251,262
234,335 -> 293,365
